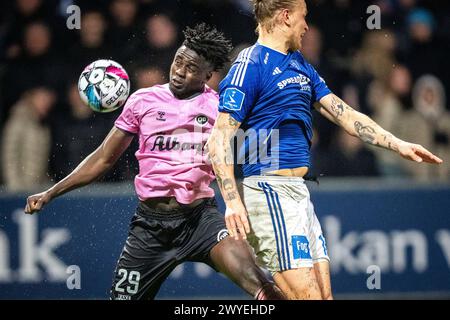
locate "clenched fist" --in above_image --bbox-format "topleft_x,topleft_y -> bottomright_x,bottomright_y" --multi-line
25,191 -> 53,214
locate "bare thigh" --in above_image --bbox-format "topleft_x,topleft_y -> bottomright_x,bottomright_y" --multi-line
273,267 -> 323,300
209,237 -> 271,297
314,260 -> 333,300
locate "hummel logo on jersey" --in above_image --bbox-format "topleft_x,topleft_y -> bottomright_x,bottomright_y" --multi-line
272,67 -> 282,75
157,111 -> 166,121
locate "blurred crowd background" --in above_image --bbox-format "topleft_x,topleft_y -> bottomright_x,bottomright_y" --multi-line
0,0 -> 449,192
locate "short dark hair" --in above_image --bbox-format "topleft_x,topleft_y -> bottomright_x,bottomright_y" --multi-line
182,23 -> 233,71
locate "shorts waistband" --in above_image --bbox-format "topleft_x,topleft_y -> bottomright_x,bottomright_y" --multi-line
243,175 -> 305,184
136,198 -> 215,220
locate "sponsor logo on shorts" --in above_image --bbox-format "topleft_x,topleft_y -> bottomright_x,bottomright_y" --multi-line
217,229 -> 229,242
292,235 -> 312,260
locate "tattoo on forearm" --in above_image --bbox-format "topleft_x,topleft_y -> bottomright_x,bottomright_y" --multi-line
353,121 -> 400,151
224,151 -> 234,165
209,115 -> 241,203
213,166 -> 238,201
331,96 -> 346,118
381,133 -> 399,151
354,121 -> 376,144
383,133 -> 391,149
216,169 -> 225,179
226,191 -> 237,201
215,174 -> 223,187
228,116 -> 239,127
222,178 -> 233,190
215,132 -> 234,165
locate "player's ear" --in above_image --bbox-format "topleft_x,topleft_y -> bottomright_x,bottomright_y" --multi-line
280,8 -> 290,27
205,70 -> 213,82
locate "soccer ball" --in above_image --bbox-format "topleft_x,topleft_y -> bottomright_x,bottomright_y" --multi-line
78,59 -> 130,113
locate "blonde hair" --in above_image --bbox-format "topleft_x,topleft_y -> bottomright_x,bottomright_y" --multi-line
251,0 -> 302,32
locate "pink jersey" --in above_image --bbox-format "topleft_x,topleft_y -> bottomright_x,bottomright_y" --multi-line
114,84 -> 218,204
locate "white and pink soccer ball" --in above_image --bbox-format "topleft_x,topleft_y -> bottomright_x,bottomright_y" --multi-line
78,59 -> 130,113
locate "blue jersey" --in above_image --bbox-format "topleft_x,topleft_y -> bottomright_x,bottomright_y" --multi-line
218,43 -> 332,177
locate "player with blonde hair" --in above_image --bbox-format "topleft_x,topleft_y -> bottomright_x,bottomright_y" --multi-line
208,0 -> 442,300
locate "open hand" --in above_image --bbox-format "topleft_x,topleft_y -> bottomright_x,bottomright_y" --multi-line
224,202 -> 251,241
397,141 -> 443,164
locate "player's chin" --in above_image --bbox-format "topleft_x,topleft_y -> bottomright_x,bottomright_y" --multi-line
290,39 -> 302,52
169,81 -> 184,93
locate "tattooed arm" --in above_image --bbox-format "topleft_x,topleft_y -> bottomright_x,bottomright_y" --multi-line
315,93 -> 443,164
207,112 -> 250,240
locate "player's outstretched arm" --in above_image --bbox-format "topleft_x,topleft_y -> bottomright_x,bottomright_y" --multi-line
207,112 -> 250,241
25,127 -> 134,214
315,93 -> 443,164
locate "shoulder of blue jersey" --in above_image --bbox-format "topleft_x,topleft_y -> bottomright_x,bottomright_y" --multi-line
220,45 -> 262,111
229,45 -> 263,88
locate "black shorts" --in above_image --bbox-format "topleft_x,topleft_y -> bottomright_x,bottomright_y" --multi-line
110,197 -> 229,300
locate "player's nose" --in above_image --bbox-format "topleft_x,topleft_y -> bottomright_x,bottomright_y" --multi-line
175,66 -> 186,78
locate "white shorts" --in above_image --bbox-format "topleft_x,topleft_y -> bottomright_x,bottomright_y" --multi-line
242,175 -> 330,274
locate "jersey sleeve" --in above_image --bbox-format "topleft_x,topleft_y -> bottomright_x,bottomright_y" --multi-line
114,91 -> 142,134
218,56 -> 260,123
309,64 -> 332,102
